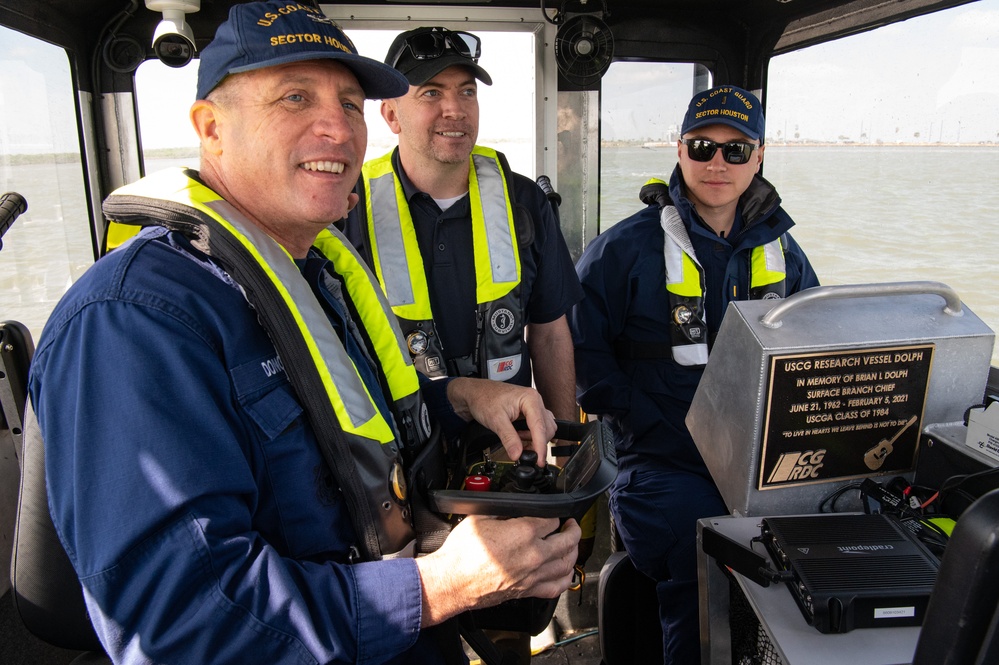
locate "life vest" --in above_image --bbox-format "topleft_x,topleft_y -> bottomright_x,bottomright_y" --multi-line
360,146 -> 525,382
102,167 -> 432,561
644,178 -> 786,366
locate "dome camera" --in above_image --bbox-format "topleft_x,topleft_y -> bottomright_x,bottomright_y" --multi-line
146,1 -> 200,68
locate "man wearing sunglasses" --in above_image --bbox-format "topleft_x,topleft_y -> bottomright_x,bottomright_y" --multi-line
569,85 -> 819,664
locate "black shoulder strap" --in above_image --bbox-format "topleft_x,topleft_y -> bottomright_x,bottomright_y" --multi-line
457,614 -> 523,665
103,180 -> 408,562
494,150 -> 536,248
639,179 -> 672,209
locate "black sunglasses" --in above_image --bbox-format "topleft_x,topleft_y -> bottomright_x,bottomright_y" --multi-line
680,138 -> 758,164
389,29 -> 482,68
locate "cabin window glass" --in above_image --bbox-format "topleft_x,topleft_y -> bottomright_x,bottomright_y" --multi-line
598,62 -> 700,231
135,60 -> 200,172
348,30 -> 537,177
766,0 -> 999,365
0,26 -> 91,337
134,30 -> 537,177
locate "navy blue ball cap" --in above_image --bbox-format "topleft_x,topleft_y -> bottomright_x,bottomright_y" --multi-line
681,85 -> 766,143
196,1 -> 409,101
385,27 -> 493,87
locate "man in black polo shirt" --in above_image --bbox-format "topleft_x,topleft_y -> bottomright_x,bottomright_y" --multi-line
343,28 -> 584,662
344,27 -> 582,428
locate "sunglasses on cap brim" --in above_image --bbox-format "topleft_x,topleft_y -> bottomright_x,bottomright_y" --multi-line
680,138 -> 759,164
389,29 -> 482,68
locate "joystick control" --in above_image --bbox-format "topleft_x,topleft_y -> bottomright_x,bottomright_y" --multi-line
510,451 -> 541,492
427,419 -> 617,520
499,450 -> 556,493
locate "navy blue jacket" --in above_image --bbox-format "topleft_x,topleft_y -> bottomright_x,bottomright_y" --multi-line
570,167 -> 819,474
29,227 -> 454,665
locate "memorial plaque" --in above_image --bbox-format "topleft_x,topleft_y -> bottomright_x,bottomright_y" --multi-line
759,344 -> 934,490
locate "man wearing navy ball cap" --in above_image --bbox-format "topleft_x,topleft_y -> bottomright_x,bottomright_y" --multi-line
31,2 -> 579,664
570,84 -> 819,663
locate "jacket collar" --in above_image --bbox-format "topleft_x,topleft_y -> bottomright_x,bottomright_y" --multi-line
668,165 -> 788,244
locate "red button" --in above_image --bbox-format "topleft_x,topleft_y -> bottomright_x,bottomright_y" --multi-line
464,475 -> 492,491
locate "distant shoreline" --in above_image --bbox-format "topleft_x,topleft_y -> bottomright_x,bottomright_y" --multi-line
0,148 -> 200,165
605,140 -> 999,149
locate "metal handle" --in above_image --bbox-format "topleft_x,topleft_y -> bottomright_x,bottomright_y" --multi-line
759,281 -> 964,329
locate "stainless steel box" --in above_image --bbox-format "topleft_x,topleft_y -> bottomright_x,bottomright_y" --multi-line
687,282 -> 995,517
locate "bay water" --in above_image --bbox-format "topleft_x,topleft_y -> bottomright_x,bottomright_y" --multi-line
600,144 -> 999,367
2,145 -> 997,367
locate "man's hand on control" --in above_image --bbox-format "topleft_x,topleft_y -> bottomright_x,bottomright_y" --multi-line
415,515 -> 581,627
446,377 -> 556,464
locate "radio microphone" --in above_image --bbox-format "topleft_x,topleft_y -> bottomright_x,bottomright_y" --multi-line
0,192 -> 27,251
536,175 -> 562,207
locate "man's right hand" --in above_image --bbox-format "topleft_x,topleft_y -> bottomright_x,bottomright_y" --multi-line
414,515 -> 580,627
446,377 -> 556,464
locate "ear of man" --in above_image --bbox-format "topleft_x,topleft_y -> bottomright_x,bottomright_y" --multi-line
380,98 -> 403,136
190,99 -> 224,156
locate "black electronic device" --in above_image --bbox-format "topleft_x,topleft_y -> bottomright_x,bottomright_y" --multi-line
421,419 -> 617,637
759,514 -> 939,634
427,419 -> 616,521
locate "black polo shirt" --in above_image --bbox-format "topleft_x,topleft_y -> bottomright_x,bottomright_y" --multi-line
344,148 -> 583,386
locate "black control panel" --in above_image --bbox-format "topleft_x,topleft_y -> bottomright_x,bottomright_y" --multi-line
427,419 -> 617,520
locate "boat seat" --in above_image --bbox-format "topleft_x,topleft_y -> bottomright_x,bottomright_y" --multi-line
11,401 -> 111,663
597,550 -> 664,665
911,487 -> 999,665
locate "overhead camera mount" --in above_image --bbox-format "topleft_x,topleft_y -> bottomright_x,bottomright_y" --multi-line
145,0 -> 200,68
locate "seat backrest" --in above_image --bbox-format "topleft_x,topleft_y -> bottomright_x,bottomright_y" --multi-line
0,320 -> 33,450
598,551 -> 664,665
11,401 -> 105,652
912,487 -> 999,665
1,320 -> 34,597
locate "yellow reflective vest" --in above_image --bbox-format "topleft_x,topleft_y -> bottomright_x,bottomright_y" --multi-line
648,178 -> 786,366
360,147 -> 526,381
102,167 -> 429,561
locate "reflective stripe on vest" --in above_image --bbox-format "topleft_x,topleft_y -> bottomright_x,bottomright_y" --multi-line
361,147 -> 524,381
469,146 -> 521,298
750,236 -> 787,299
660,205 -> 709,366
312,228 -> 420,403
102,168 -> 423,559
363,154 -> 431,320
659,205 -> 786,366
362,147 -> 520,309
107,169 -> 414,442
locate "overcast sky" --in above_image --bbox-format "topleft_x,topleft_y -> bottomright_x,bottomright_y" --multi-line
598,0 -> 999,144
766,1 -> 999,143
